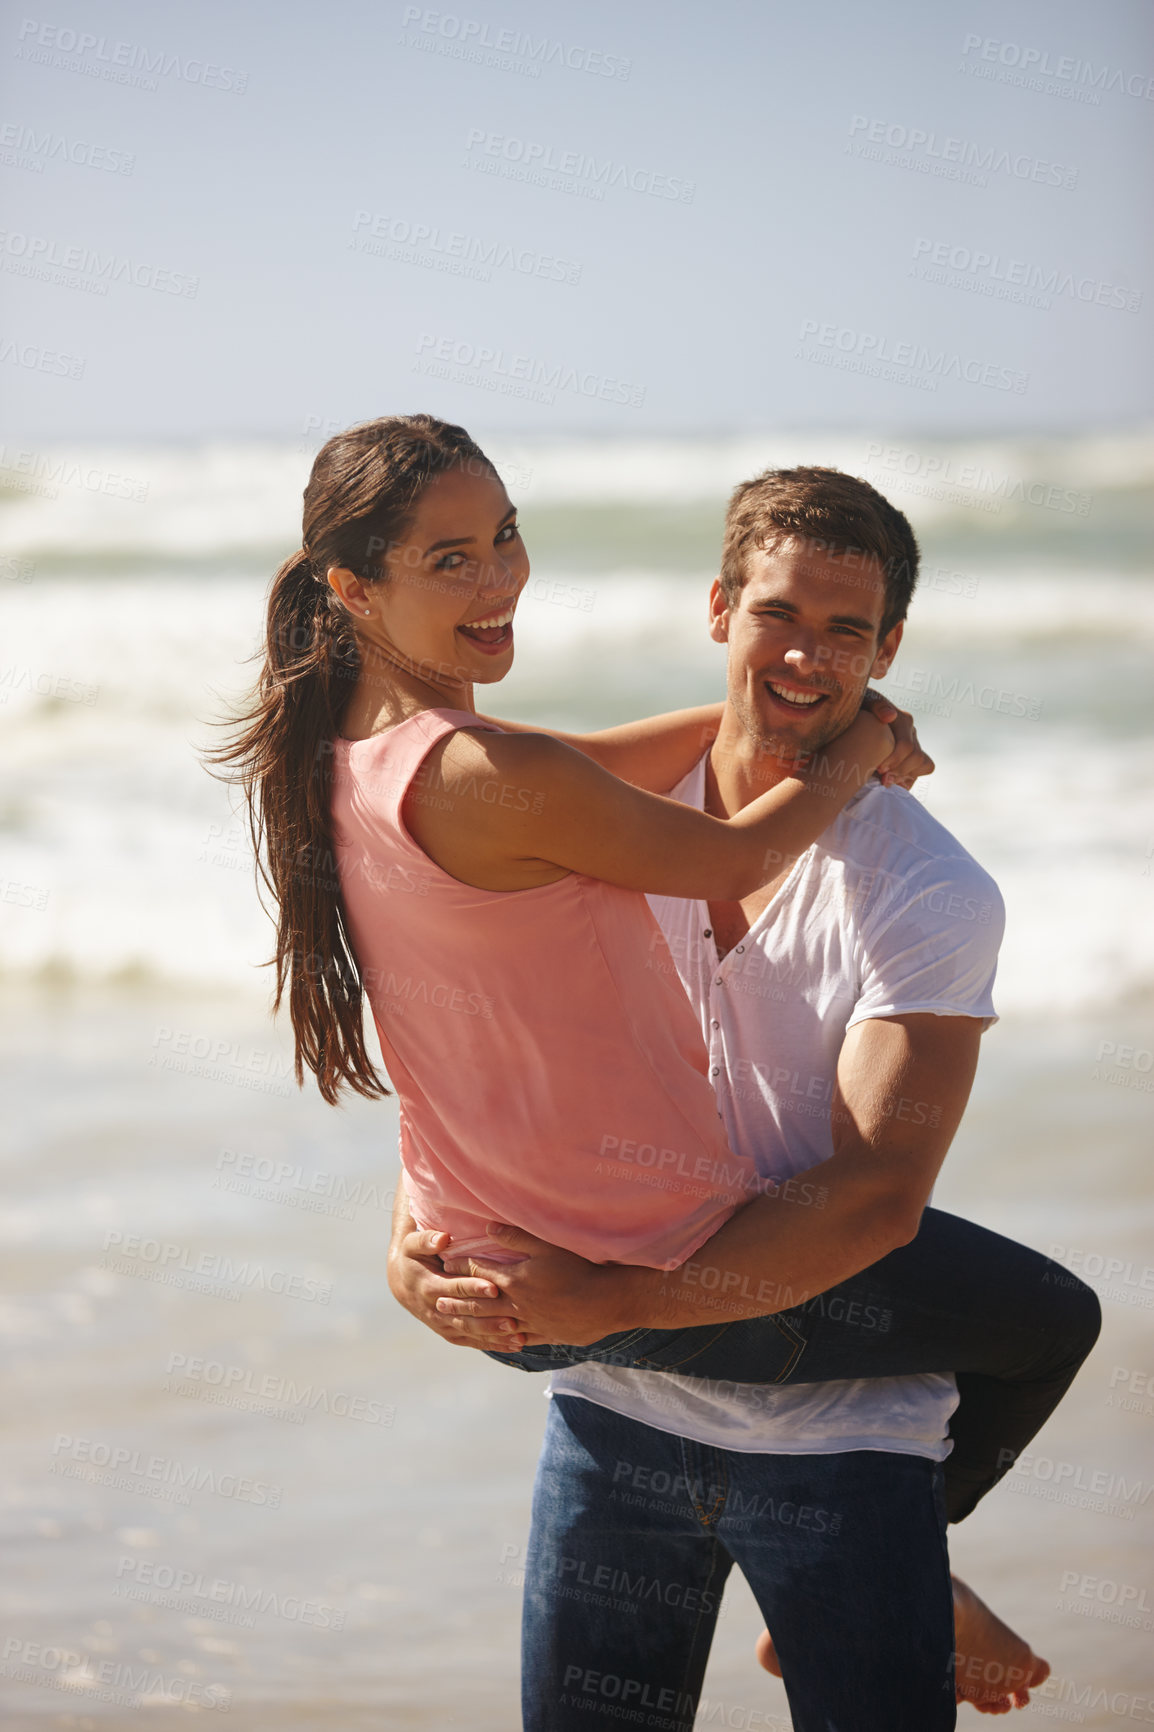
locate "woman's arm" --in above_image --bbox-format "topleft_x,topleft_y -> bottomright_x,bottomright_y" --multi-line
475,704 -> 724,794
407,707 -> 894,901
475,695 -> 931,796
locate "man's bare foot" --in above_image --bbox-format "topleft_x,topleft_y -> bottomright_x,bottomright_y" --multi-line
754,1576 -> 1050,1714
952,1576 -> 1050,1714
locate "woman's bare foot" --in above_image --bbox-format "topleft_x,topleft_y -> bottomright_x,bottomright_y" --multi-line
952,1576 -> 1050,1714
754,1576 -> 1050,1714
754,1627 -> 782,1677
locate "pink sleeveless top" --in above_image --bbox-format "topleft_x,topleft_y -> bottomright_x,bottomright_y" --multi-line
330,709 -> 758,1269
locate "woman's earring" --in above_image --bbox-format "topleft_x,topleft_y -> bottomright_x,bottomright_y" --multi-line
364,609 -> 371,615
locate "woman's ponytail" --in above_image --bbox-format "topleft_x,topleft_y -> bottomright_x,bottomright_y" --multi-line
209,415 -> 494,1104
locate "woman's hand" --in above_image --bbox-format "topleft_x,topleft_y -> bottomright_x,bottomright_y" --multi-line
830,702 -> 895,775
388,1226 -> 529,1352
861,690 -> 935,788
437,1224 -> 641,1348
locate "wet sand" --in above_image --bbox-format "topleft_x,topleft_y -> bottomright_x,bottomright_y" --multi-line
1,985 -> 1151,1728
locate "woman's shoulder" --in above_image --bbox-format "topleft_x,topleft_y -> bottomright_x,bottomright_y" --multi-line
430,718 -> 558,791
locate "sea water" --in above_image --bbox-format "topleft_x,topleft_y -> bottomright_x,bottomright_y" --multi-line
1,430 -> 1151,1727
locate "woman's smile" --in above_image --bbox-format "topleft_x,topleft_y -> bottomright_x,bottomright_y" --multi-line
457,602 -> 517,653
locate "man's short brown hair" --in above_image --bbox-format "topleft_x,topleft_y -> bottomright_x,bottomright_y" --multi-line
720,466 -> 919,639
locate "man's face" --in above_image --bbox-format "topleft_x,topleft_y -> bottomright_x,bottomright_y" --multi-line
710,537 -> 904,759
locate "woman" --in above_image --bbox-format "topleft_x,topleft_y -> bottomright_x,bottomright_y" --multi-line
215,413 -> 1098,1528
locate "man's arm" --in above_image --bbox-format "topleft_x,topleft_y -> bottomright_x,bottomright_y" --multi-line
424,1013 -> 983,1346
475,704 -> 723,794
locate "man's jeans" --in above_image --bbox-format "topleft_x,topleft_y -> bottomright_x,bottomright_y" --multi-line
523,1394 -> 956,1732
490,1207 -> 1102,1522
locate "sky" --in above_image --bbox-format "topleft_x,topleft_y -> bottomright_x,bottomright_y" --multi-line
1,0 -> 1152,439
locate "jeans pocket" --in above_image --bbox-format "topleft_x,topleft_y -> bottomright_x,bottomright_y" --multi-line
627,1324 -> 734,1372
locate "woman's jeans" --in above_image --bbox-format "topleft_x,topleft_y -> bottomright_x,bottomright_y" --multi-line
486,1206 -> 1101,1523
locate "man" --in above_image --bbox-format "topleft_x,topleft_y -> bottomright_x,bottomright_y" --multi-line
389,468 -> 1059,1729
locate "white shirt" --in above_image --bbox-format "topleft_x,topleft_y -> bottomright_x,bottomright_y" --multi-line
549,759 -> 1004,1458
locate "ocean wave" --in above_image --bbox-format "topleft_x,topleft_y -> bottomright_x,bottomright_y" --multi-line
2,446 -> 1150,1016
1,429 -> 1151,561
0,582 -> 1149,1016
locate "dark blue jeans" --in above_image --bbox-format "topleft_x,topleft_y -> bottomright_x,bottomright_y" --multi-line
489,1207 -> 1101,1522
523,1394 -> 957,1732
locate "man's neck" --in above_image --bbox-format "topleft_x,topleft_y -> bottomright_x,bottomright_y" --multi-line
704,708 -> 799,819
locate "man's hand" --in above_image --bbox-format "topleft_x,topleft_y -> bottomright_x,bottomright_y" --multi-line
387,1192 -> 631,1352
440,1224 -> 640,1347
862,690 -> 934,789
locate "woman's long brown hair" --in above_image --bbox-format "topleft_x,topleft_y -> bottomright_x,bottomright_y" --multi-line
209,414 -> 495,1104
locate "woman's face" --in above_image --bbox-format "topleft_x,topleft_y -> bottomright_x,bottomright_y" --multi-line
371,463 -> 529,691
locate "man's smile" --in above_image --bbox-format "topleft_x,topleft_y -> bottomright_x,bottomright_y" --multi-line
763,678 -> 833,712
